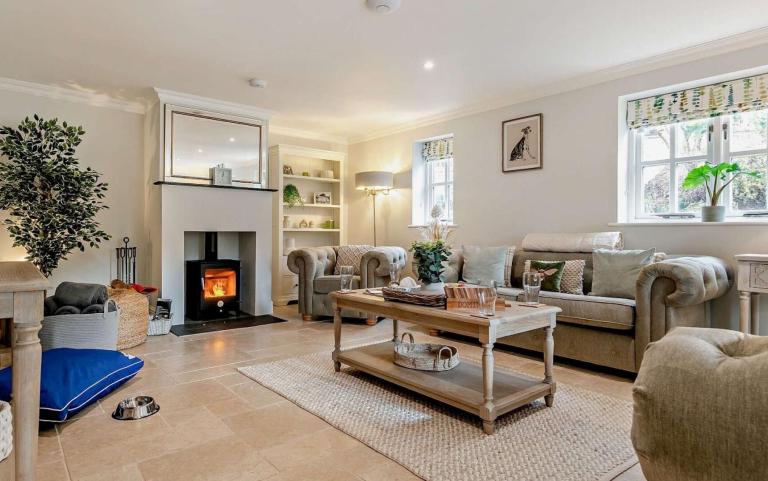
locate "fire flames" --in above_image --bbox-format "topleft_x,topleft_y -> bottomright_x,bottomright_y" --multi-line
203,268 -> 236,299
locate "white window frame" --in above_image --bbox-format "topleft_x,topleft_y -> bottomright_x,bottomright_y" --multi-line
411,135 -> 455,226
627,109 -> 768,221
425,156 -> 454,223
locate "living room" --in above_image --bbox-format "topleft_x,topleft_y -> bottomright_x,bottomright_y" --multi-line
0,1 -> 766,481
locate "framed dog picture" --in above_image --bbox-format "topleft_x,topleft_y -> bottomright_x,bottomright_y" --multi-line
502,114 -> 542,172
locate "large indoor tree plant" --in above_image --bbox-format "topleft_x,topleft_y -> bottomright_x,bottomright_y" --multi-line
0,115 -> 111,277
682,161 -> 761,222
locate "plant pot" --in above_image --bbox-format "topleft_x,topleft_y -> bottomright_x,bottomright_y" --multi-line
701,205 -> 725,222
420,281 -> 445,293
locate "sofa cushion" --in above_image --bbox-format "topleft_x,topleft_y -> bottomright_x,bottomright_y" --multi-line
592,248 -> 655,299
334,245 -> 373,275
524,259 -> 586,295
512,251 -> 594,291
314,275 -> 361,294
461,245 -> 511,286
497,287 -> 635,331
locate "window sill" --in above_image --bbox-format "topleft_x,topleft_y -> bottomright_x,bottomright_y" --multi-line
611,218 -> 768,226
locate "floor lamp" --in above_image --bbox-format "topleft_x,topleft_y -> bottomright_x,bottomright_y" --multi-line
355,171 -> 394,246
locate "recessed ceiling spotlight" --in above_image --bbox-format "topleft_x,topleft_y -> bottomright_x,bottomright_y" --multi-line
365,0 -> 401,15
229,137 -> 236,142
248,78 -> 267,88
423,60 -> 435,71
197,148 -> 203,153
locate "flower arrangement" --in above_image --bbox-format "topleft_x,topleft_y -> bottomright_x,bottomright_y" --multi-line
418,204 -> 454,242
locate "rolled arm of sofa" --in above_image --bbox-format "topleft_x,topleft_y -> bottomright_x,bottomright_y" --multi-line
634,256 -> 732,370
361,246 -> 408,288
287,247 -> 337,313
636,256 -> 732,307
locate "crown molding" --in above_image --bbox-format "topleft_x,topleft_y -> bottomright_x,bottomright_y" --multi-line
0,77 -> 147,114
349,27 -> 768,144
154,88 -> 273,120
269,124 -> 348,145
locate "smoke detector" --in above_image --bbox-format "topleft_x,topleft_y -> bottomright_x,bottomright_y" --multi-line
248,78 -> 267,88
365,0 -> 401,14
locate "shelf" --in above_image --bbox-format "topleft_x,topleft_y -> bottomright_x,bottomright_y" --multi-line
284,228 -> 340,232
154,181 -> 277,192
284,174 -> 340,183
283,203 -> 340,209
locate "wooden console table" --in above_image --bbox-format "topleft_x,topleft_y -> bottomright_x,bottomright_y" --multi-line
735,254 -> 768,335
0,262 -> 48,481
331,290 -> 560,434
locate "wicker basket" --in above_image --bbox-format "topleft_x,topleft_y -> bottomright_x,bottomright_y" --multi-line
108,287 -> 149,350
393,332 -> 459,371
382,288 -> 446,308
39,300 -> 120,351
147,315 -> 173,336
0,401 -> 11,462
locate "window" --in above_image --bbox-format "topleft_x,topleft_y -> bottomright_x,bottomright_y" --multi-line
626,72 -> 768,221
412,136 -> 454,225
631,111 -> 768,218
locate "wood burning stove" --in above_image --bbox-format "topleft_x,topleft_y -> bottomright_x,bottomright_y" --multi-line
185,233 -> 241,320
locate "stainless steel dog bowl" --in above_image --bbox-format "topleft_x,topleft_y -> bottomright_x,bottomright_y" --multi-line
112,396 -> 160,421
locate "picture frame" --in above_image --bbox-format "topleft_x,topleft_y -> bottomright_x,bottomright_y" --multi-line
502,114 -> 542,173
313,192 -> 332,205
282,165 -> 294,175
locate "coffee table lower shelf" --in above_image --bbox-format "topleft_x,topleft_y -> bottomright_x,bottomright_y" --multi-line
336,341 -> 555,432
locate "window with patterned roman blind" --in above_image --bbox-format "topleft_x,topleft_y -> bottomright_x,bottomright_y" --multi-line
625,72 -> 768,221
422,137 -> 453,162
414,136 -> 454,223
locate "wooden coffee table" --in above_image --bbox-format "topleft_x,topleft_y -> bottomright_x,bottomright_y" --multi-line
330,290 -> 561,434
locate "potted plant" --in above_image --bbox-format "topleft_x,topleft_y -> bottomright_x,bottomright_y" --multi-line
410,240 -> 450,290
0,116 -> 111,277
283,184 -> 303,207
682,162 -> 761,222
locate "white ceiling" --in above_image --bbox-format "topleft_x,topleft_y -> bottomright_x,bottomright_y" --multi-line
1,0 -> 768,141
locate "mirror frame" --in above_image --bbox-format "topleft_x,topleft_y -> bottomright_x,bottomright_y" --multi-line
163,104 -> 268,188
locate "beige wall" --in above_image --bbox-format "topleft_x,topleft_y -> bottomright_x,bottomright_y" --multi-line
347,43 -> 768,334
0,90 -> 146,288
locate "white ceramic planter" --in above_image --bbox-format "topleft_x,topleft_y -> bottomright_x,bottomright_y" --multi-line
701,205 -> 726,222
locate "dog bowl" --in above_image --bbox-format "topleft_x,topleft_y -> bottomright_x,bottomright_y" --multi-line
112,396 -> 160,421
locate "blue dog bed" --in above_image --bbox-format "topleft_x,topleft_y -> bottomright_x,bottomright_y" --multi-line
0,348 -> 143,422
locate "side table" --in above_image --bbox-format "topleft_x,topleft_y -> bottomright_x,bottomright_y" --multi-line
735,254 -> 768,335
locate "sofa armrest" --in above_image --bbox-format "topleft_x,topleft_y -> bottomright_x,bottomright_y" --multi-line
637,256 -> 732,307
361,246 -> 408,288
634,256 -> 733,369
287,247 -> 337,314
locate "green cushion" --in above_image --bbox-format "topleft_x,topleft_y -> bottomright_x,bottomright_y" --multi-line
529,260 -> 565,292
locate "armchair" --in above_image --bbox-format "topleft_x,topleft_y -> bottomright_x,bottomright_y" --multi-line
287,245 -> 407,323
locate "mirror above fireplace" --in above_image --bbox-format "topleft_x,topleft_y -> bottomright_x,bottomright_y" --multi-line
162,102 -> 268,189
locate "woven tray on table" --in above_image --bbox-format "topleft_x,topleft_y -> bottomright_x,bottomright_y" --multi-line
108,287 -> 149,350
394,332 -> 459,371
382,287 -> 446,308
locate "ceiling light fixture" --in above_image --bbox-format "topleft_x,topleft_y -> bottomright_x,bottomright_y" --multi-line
365,0 -> 401,15
423,60 -> 435,71
248,78 -> 267,88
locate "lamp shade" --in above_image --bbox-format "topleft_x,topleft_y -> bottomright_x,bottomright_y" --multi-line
355,171 -> 394,191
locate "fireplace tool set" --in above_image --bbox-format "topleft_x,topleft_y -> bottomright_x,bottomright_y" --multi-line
115,236 -> 137,284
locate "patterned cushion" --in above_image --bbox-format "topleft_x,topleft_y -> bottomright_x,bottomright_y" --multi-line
334,245 -> 373,275
525,259 -> 586,294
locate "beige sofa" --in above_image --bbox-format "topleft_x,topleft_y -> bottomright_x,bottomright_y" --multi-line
632,327 -> 768,480
443,236 -> 732,373
288,245 -> 407,322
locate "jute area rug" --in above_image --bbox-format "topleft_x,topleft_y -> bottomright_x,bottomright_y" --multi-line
238,351 -> 637,481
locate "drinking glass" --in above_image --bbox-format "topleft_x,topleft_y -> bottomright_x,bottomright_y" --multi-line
522,272 -> 542,305
389,263 -> 400,287
477,280 -> 498,316
339,265 -> 354,292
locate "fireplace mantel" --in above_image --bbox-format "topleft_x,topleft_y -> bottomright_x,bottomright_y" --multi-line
153,181 -> 277,192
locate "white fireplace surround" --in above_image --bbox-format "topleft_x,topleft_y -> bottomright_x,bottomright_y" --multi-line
144,89 -> 274,323
158,184 -> 273,322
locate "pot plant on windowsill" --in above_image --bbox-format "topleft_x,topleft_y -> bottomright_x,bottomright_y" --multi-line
682,162 -> 761,222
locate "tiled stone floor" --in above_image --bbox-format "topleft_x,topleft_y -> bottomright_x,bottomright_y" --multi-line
23,305 -> 645,481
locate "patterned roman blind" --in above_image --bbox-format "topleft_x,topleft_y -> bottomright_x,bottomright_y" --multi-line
422,137 -> 453,162
627,72 -> 768,129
